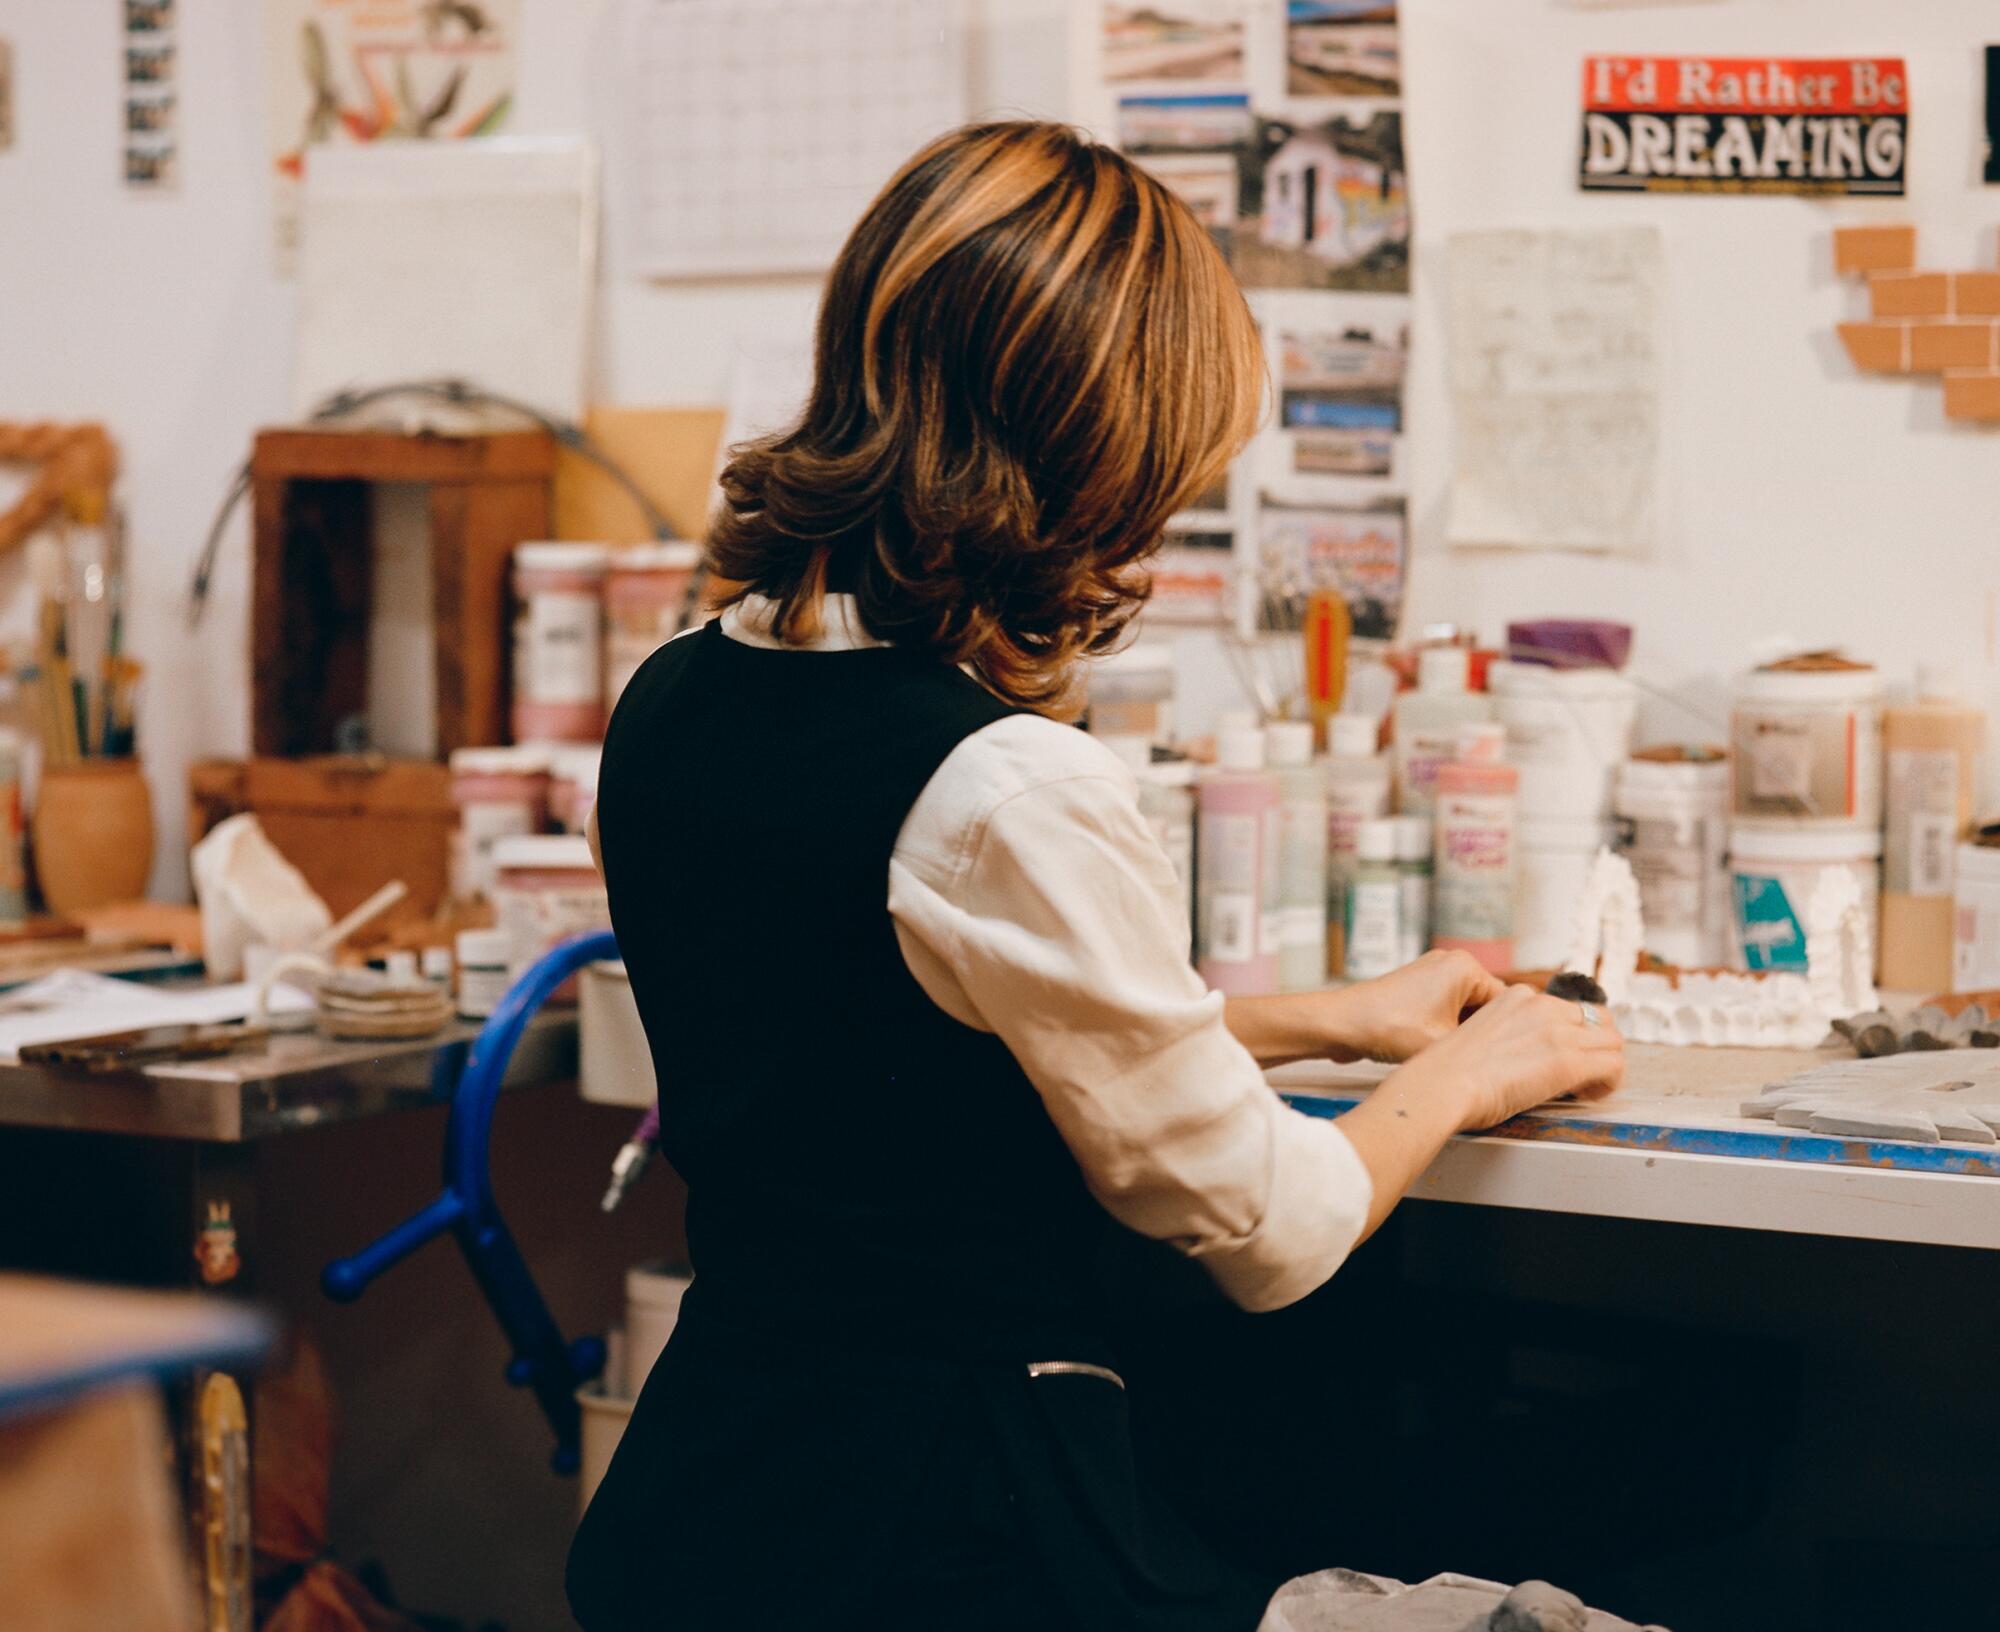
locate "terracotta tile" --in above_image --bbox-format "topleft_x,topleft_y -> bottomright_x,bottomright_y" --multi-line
1952,272 -> 2000,317
1833,224 -> 1917,275
1943,372 -> 2000,422
1908,322 -> 1999,372
1870,272 -> 1949,318
1838,320 -> 1908,372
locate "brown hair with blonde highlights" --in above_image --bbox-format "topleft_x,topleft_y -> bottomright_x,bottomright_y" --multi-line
708,120 -> 1266,710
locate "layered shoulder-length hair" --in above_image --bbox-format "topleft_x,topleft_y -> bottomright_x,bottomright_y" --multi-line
708,120 -> 1266,711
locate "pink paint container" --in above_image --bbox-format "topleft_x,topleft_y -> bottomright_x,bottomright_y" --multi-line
512,543 -> 609,744
1432,723 -> 1519,974
1196,726 -> 1281,996
605,543 -> 703,711
449,746 -> 551,903
492,833 -> 610,1001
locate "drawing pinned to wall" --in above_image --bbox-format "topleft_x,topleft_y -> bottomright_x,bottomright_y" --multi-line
1580,56 -> 1909,197
1444,226 -> 1660,554
1285,2 -> 1397,99
1104,2 -> 1248,84
123,0 -> 177,191
264,0 -> 518,262
1255,500 -> 1404,638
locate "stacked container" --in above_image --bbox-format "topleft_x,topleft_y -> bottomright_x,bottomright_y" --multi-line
1195,726 -> 1280,995
1614,749 -> 1731,969
1880,665 -> 1984,991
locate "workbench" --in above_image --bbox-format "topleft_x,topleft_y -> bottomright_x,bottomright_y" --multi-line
1273,1040 -> 2000,1253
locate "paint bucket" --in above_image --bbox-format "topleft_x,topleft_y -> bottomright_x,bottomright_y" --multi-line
1953,843 -> 2000,991
580,960 -> 657,1108
624,1260 -> 692,1397
1731,662 -> 1883,827
1614,750 -> 1732,970
1729,822 -> 1881,974
1515,817 -> 1616,970
1487,660 -> 1637,821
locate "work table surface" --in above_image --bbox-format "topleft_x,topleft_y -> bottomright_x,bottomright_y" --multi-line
0,1012 -> 577,1142
1275,1041 -> 2000,1252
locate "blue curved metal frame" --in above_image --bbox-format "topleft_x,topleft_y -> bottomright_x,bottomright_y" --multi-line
322,929 -> 622,1473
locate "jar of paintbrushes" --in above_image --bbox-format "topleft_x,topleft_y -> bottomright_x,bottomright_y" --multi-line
19,494 -> 151,914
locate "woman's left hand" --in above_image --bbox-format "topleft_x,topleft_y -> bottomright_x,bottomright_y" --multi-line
1334,950 -> 1507,1063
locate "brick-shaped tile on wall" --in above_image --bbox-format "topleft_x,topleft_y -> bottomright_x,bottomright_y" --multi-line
1834,226 -> 2000,422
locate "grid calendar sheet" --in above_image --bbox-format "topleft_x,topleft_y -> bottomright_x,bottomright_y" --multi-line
626,0 -> 968,278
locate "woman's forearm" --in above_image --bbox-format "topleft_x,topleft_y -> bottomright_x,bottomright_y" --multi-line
1329,1054 -> 1468,1246
1222,991 -> 1368,1067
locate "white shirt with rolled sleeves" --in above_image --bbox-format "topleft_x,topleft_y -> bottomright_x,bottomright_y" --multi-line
711,594 -> 1374,1314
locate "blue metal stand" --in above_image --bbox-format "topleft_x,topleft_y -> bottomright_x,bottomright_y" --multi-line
323,930 -> 620,1473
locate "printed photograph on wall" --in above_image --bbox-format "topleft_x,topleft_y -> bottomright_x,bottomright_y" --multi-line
1286,1 -> 1398,98
122,0 -> 177,191
1103,3 -> 1247,84
1254,499 -> 1405,637
1277,324 -> 1404,478
1149,529 -> 1237,625
1233,112 -> 1407,291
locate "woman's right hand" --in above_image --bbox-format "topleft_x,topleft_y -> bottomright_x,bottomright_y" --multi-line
1407,982 -> 1627,1132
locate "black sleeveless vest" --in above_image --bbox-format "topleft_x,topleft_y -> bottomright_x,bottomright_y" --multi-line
569,622 -> 1273,1631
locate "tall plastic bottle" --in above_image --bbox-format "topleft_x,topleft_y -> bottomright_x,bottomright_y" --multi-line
1344,819 -> 1405,982
1393,646 -> 1492,817
1433,722 -> 1520,974
1196,725 -> 1281,996
1881,663 -> 1986,991
1324,714 -> 1392,978
1267,721 -> 1329,992
1394,815 -> 1434,967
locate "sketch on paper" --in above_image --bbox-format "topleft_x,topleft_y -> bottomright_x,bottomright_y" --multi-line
1286,2 -> 1398,98
1103,3 -> 1247,84
1444,226 -> 1660,554
265,0 -> 518,259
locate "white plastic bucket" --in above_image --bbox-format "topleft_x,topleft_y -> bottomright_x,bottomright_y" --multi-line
624,1260 -> 691,1397
1487,662 -> 1637,821
1515,818 -> 1615,970
580,960 -> 657,1108
1615,754 -> 1731,970
1729,822 -> 1881,974
1953,843 -> 2000,990
1731,665 -> 1883,826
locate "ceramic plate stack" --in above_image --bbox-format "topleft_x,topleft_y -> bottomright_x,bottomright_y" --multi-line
314,970 -> 455,1042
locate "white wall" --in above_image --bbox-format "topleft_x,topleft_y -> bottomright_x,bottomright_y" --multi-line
2,0 -> 1997,905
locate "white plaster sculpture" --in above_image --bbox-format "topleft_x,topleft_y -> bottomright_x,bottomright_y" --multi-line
1558,847 -> 1864,1049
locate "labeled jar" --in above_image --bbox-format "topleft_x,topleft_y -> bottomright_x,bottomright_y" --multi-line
1953,843 -> 2000,991
1729,822 -> 1881,975
491,833 -> 611,999
1487,660 -> 1637,821
1614,749 -> 1731,970
1731,659 -> 1882,826
1432,722 -> 1519,974
450,746 -> 550,903
604,543 -> 703,711
1343,819 -> 1404,982
455,926 -> 513,1019
513,543 -> 609,743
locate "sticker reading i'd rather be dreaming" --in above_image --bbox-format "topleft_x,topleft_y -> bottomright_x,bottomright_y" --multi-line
1580,56 -> 1908,197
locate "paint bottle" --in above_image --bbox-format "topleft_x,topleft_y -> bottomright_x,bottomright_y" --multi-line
1323,714 -> 1392,978
0,728 -> 24,927
1880,664 -> 1985,992
1393,646 -> 1491,817
1136,759 -> 1197,943
1343,819 -> 1404,983
1196,726 -> 1281,996
1266,721 -> 1329,992
1433,723 -> 1520,973
1393,815 -> 1434,967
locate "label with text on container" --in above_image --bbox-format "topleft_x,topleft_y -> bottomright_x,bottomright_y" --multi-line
1198,810 -> 1279,966
1434,792 -> 1517,943
1886,748 -> 1970,896
1581,57 -> 1907,197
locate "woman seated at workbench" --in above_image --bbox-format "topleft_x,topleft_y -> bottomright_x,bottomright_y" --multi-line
571,121 -> 1626,1632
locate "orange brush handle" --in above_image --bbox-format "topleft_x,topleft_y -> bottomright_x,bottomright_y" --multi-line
1305,592 -> 1351,747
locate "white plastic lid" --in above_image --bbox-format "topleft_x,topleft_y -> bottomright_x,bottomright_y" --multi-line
514,541 -> 611,573
549,744 -> 603,787
608,542 -> 703,571
1327,715 -> 1380,759
1356,818 -> 1398,862
492,833 -> 597,872
1393,815 -> 1433,861
1617,751 -> 1729,792
1737,663 -> 1881,703
1488,659 -> 1636,699
1417,645 -> 1470,694
1916,661 -> 1962,702
1265,721 -> 1314,767
1138,759 -> 1196,789
421,945 -> 455,978
1218,707 -> 1262,737
457,927 -> 511,965
1217,726 -> 1266,771
450,745 -> 552,777
1456,721 -> 1506,763
1729,822 -> 1883,863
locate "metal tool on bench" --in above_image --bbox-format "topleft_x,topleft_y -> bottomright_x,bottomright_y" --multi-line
322,929 -> 620,1472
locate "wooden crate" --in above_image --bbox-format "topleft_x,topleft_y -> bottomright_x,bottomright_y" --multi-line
249,428 -> 555,759
189,757 -> 454,921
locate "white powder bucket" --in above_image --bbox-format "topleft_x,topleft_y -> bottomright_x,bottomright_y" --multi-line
1953,843 -> 2000,990
1729,823 -> 1881,975
1615,752 -> 1732,970
1515,818 -> 1616,970
1731,664 -> 1883,827
1487,662 -> 1638,821
624,1260 -> 692,1397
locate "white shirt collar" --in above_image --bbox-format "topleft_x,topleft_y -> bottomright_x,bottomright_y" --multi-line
720,592 -> 885,652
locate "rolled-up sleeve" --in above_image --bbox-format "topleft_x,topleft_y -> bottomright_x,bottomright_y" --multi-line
888,726 -> 1372,1313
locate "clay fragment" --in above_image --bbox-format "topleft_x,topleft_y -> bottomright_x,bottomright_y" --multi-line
1490,1580 -> 1589,1632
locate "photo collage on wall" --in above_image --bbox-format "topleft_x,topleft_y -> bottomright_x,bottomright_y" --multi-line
123,0 -> 178,190
1101,1 -> 1409,638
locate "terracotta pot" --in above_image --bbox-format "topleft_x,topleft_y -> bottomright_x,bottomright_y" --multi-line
33,759 -> 154,913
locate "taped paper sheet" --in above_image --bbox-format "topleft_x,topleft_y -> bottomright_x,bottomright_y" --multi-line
1444,225 -> 1660,554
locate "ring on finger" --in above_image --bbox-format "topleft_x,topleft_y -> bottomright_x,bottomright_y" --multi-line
1578,1002 -> 1601,1028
